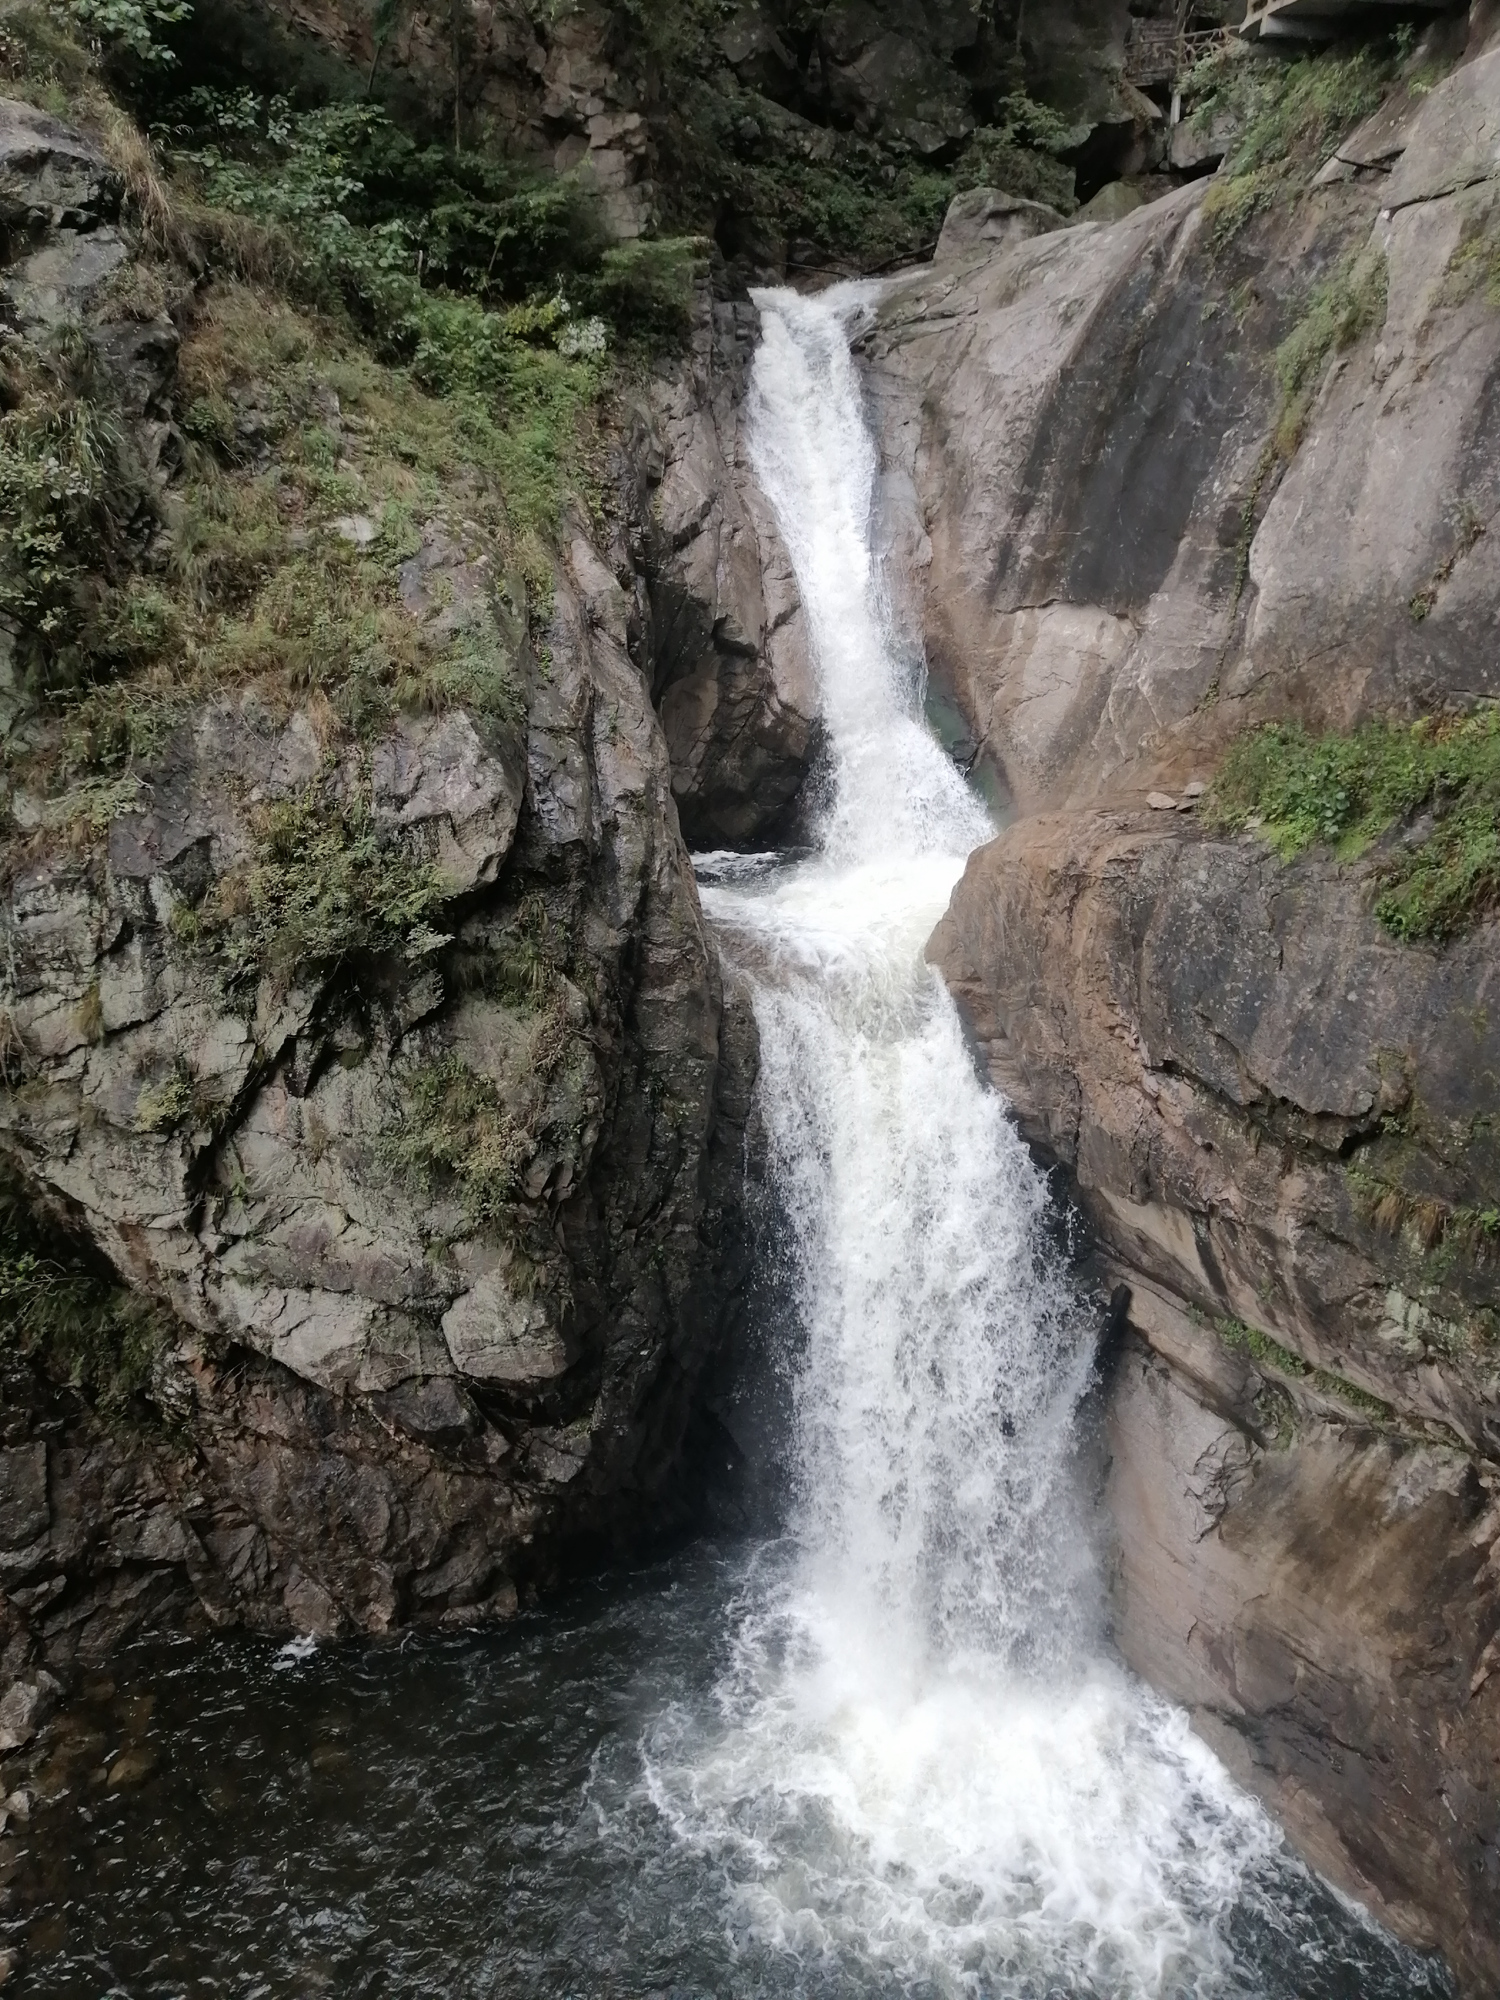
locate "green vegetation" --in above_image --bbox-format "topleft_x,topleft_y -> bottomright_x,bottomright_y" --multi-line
0,1180 -> 175,1419
1441,184 -> 1500,309
592,0 -> 1081,261
1207,707 -> 1500,941
168,88 -> 703,363
70,0 -> 186,65
384,1053 -> 536,1229
1216,1315 -> 1394,1424
10,275 -> 553,800
0,323 -> 161,694
1184,55 -> 1395,561
181,782 -> 447,995
1186,43 -> 1394,248
450,892 -> 572,1013
1346,1158 -> 1500,1264
1271,243 -> 1387,454
708,91 -> 1079,267
135,1056 -> 203,1132
1223,246 -> 1388,577
0,0 -> 704,792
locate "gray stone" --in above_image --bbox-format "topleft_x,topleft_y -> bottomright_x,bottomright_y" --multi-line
441,1274 -> 572,1386
934,187 -> 1065,262
1386,45 -> 1500,208
0,97 -> 117,231
0,1447 -> 47,1552
1071,179 -> 1146,224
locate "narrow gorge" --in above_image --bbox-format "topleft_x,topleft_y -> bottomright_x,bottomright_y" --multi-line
0,0 -> 1497,1994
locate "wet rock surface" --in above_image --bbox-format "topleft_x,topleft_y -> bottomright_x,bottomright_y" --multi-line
631,298 -> 821,850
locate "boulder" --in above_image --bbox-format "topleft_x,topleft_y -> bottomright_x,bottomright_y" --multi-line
935,187 -> 1066,261
632,296 -> 821,848
1071,178 -> 1147,223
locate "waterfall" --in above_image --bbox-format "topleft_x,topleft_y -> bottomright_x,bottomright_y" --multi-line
645,285 -> 1285,1996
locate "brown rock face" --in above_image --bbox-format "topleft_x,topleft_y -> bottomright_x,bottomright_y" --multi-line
1107,1309 -> 1500,1977
632,300 -> 822,851
856,25 -> 1500,1993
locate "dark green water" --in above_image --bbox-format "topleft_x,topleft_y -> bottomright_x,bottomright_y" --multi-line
7,1543 -> 1453,2000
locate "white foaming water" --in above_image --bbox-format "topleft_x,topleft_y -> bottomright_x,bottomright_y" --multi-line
645,285 -> 1285,1995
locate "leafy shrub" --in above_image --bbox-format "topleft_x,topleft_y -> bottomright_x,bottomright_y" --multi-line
952,92 -> 1081,215
68,0 -> 187,65
190,784 -> 447,994
1193,44 -> 1392,247
135,1056 -> 201,1131
1208,707 -> 1500,940
576,237 -> 706,350
0,1180 -> 174,1417
167,86 -> 692,370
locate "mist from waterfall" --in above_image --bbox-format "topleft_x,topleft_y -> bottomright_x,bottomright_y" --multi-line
648,284 -> 1289,1996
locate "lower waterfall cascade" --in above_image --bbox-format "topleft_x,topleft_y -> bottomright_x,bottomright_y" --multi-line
8,289 -> 1455,2000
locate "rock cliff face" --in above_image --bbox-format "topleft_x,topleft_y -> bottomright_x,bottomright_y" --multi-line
630,299 -> 821,850
0,96 -> 785,1745
858,18 -> 1500,1992
237,0 -> 1185,276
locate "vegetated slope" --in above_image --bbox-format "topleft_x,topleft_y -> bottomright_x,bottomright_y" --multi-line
243,0 -> 1234,279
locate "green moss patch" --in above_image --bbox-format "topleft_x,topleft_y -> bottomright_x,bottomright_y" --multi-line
1271,243 -> 1387,453
1216,1315 -> 1393,1425
1207,708 -> 1500,941
1442,185 -> 1500,309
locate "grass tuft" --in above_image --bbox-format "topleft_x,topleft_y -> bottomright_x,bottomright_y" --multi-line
1207,707 -> 1500,941
1271,244 -> 1387,453
385,1054 -> 536,1230
1191,43 -> 1393,249
0,1179 -> 176,1419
